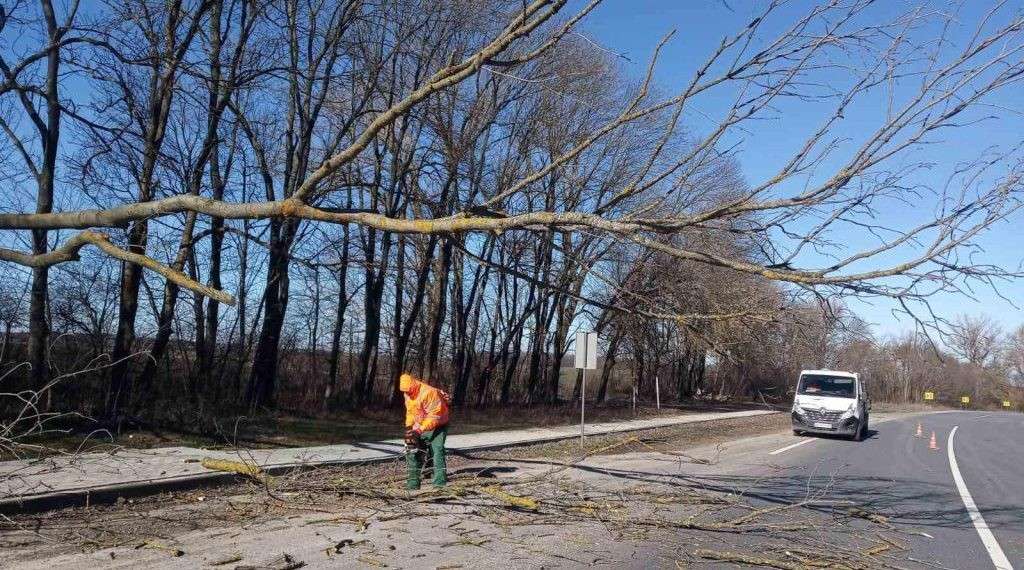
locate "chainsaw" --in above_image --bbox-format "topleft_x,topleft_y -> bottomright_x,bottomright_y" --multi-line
403,429 -> 423,454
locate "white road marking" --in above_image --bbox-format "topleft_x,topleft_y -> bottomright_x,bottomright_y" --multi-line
769,438 -> 815,455
947,426 -> 1014,570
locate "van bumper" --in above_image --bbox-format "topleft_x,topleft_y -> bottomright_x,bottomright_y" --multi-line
792,412 -> 859,435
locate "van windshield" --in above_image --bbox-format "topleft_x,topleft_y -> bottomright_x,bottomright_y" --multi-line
798,374 -> 856,398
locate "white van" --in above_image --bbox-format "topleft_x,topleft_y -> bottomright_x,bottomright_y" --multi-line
791,369 -> 869,441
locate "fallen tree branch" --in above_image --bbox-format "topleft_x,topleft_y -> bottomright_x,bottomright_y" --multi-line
200,457 -> 267,483
694,549 -> 803,570
0,230 -> 234,304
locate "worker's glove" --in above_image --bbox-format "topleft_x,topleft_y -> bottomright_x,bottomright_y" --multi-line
404,429 -> 420,448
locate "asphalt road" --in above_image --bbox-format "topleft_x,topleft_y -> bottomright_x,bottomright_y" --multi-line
2,410 -> 1020,569
757,411 -> 1022,569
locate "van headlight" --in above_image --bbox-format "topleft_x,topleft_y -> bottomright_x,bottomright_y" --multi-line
840,403 -> 856,419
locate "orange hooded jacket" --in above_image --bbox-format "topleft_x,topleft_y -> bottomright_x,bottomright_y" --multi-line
400,374 -> 450,433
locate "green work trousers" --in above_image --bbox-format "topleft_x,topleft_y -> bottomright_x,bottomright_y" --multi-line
406,424 -> 448,489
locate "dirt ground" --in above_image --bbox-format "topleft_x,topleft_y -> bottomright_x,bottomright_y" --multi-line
0,412 -> 919,569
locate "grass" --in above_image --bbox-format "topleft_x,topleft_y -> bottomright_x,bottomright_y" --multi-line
199,400 -> 754,448
869,401 -> 954,413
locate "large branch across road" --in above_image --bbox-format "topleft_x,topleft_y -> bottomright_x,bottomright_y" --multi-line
0,195 -> 981,289
2,0 -> 1020,307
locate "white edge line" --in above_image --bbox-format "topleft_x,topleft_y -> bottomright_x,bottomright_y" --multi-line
947,425 -> 1014,570
769,438 -> 815,456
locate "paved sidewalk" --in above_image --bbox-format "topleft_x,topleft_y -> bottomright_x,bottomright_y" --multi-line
0,409 -> 775,512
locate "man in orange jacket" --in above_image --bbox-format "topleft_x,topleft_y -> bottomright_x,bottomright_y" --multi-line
399,373 -> 450,489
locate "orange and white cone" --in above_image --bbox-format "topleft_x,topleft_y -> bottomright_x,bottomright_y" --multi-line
915,422 -> 923,438
928,431 -> 939,451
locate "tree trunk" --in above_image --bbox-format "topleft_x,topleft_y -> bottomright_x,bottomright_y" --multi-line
596,331 -> 621,403
452,236 -> 493,406
202,164 -> 225,385
234,215 -> 251,399
325,229 -> 350,407
354,228 -> 392,405
547,294 -> 571,403
200,0 -> 226,396
107,227 -> 147,418
423,238 -> 452,382
389,235 -> 437,406
27,2 -> 63,399
105,2 -> 197,420
450,251 -> 468,401
246,219 -> 294,409
27,266 -> 50,394
189,251 -> 206,400
500,328 -> 524,405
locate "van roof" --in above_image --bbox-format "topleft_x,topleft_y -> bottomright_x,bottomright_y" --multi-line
799,369 -> 858,378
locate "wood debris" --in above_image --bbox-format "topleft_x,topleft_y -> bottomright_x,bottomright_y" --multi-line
846,506 -> 891,527
135,540 -> 184,557
234,552 -> 304,570
201,457 -> 267,483
695,549 -> 803,570
478,486 -> 538,511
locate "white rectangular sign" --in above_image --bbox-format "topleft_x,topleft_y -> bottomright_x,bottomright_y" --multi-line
575,332 -> 598,370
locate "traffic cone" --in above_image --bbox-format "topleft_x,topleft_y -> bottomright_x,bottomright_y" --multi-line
929,431 -> 939,451
915,422 -> 923,438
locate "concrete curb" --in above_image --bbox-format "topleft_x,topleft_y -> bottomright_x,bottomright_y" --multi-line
0,409 -> 778,515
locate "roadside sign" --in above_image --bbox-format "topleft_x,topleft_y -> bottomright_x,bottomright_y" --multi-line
960,396 -> 970,405
575,331 -> 598,444
923,391 -> 935,401
574,332 -> 598,370
1004,400 -> 1012,408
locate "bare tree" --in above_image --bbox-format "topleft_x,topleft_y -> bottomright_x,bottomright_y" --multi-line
0,275 -> 25,365
0,0 -> 81,397
1,1 -> 1022,418
949,314 -> 1002,367
1005,324 -> 1024,385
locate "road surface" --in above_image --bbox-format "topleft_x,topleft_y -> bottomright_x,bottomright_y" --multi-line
2,410 -> 1020,569
757,410 -> 1021,569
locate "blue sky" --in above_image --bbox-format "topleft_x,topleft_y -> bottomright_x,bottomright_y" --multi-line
575,0 -> 1024,338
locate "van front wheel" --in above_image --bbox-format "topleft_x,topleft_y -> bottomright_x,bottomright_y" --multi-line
852,419 -> 865,442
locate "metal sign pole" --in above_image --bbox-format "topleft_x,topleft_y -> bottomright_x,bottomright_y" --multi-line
580,368 -> 586,444
655,374 -> 660,410
575,331 -> 597,447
